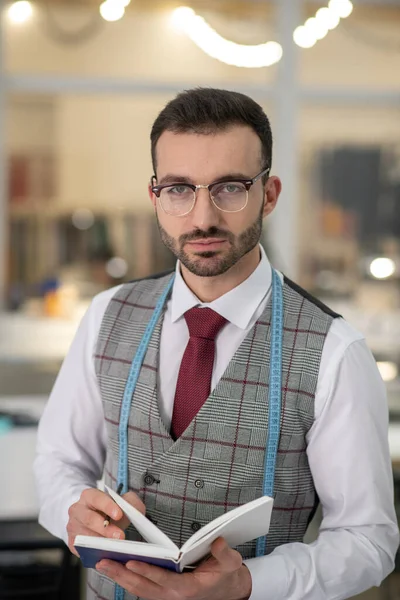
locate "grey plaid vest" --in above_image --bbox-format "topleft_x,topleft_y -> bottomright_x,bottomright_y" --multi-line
87,270 -> 339,600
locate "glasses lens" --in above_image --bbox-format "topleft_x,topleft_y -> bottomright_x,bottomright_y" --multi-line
211,182 -> 247,211
159,185 -> 195,216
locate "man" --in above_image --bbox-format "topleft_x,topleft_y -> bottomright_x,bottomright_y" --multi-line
34,88 -> 399,600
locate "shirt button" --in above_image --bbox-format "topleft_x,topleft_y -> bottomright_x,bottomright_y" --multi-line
191,522 -> 201,533
144,474 -> 155,486
194,479 -> 204,489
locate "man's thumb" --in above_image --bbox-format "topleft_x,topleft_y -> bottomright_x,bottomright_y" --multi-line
211,537 -> 242,571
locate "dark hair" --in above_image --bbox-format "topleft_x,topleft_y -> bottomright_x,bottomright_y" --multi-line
150,87 -> 272,180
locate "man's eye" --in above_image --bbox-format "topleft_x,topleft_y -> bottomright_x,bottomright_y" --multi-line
168,185 -> 191,195
223,183 -> 241,193
213,182 -> 242,195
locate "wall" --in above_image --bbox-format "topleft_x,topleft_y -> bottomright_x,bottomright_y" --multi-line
5,5 -> 400,216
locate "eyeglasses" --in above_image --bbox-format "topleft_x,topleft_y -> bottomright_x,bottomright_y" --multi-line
151,167 -> 270,217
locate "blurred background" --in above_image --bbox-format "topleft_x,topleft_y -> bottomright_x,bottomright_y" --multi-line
0,0 -> 399,598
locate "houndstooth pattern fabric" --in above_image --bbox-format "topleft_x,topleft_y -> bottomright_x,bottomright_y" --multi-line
87,271 -> 338,600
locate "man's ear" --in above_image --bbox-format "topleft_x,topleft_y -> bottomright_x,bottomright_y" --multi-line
263,176 -> 282,218
148,177 -> 157,209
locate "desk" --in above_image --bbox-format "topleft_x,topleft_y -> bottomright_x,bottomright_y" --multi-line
0,397 -> 47,520
0,309 -> 86,363
0,397 -> 82,598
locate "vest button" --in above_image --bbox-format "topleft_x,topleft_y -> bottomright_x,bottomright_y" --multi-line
191,522 -> 201,533
194,479 -> 204,489
144,474 -> 155,486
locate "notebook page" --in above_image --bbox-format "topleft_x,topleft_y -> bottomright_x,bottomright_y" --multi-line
181,495 -> 273,550
179,495 -> 273,569
105,485 -> 178,551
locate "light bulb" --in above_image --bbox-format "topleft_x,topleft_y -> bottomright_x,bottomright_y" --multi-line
316,7 -> 341,30
171,6 -> 196,30
293,25 -> 317,49
100,1 -> 125,22
328,0 -> 354,19
305,17 -> 329,41
8,1 -> 33,24
369,257 -> 396,279
170,6 -> 281,67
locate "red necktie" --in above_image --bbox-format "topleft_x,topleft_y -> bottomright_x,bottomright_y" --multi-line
171,307 -> 228,439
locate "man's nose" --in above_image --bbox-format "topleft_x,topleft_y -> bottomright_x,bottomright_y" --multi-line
190,187 -> 221,230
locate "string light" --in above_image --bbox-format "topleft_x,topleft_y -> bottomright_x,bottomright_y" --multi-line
8,1 -> 33,24
294,0 -> 353,49
304,17 -> 329,41
6,1 -> 354,64
315,7 -> 340,30
293,26 -> 317,49
171,7 -> 282,68
99,1 -> 125,22
328,0 -> 354,19
173,2 -> 353,64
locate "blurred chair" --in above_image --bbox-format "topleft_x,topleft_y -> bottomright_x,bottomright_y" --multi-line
0,520 -> 81,600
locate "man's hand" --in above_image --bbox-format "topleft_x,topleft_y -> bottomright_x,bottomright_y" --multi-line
95,537 -> 252,600
67,488 -> 146,556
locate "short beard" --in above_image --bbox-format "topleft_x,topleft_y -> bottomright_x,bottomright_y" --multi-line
156,205 -> 264,278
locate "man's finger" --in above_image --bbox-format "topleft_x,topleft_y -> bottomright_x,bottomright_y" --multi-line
80,488 -> 123,521
72,505 -> 126,540
210,538 -> 243,572
125,560 -> 182,589
96,560 -> 164,600
69,524 -> 109,556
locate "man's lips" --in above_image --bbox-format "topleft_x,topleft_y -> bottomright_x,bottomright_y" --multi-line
186,239 -> 227,249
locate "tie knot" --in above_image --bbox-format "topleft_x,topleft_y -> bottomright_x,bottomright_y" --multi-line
184,307 -> 227,341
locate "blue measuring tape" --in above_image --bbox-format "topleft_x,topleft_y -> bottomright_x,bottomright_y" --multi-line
117,275 -> 175,495
114,269 -> 283,599
115,276 -> 175,600
256,268 -> 283,557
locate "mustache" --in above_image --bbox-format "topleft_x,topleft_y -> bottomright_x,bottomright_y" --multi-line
180,228 -> 233,244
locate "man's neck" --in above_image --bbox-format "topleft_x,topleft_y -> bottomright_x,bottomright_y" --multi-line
180,247 -> 261,303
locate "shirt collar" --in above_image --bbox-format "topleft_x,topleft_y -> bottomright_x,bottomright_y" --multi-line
170,244 -> 272,330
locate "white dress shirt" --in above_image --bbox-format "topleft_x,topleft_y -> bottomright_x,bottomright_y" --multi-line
34,246 -> 399,600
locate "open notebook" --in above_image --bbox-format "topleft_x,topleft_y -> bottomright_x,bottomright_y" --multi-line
74,485 -> 274,572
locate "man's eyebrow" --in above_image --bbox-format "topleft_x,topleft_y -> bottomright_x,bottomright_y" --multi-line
158,175 -> 194,185
158,172 -> 251,185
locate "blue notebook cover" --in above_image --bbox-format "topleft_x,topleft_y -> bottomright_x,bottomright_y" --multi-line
75,545 -> 181,573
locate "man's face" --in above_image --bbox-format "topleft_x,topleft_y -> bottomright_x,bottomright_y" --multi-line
149,126 -> 269,278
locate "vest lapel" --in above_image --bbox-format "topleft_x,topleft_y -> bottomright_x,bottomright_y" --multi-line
128,302 -> 175,454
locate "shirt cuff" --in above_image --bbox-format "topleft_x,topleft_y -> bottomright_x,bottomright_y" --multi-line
38,484 -> 90,546
244,554 -> 289,600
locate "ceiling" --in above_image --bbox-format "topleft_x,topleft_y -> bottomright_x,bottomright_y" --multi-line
30,0 -> 400,21
31,0 -> 400,6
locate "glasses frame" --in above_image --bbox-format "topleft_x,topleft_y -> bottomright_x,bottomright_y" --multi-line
150,166 -> 270,217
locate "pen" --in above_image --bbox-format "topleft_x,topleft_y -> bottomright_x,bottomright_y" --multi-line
103,482 -> 124,527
